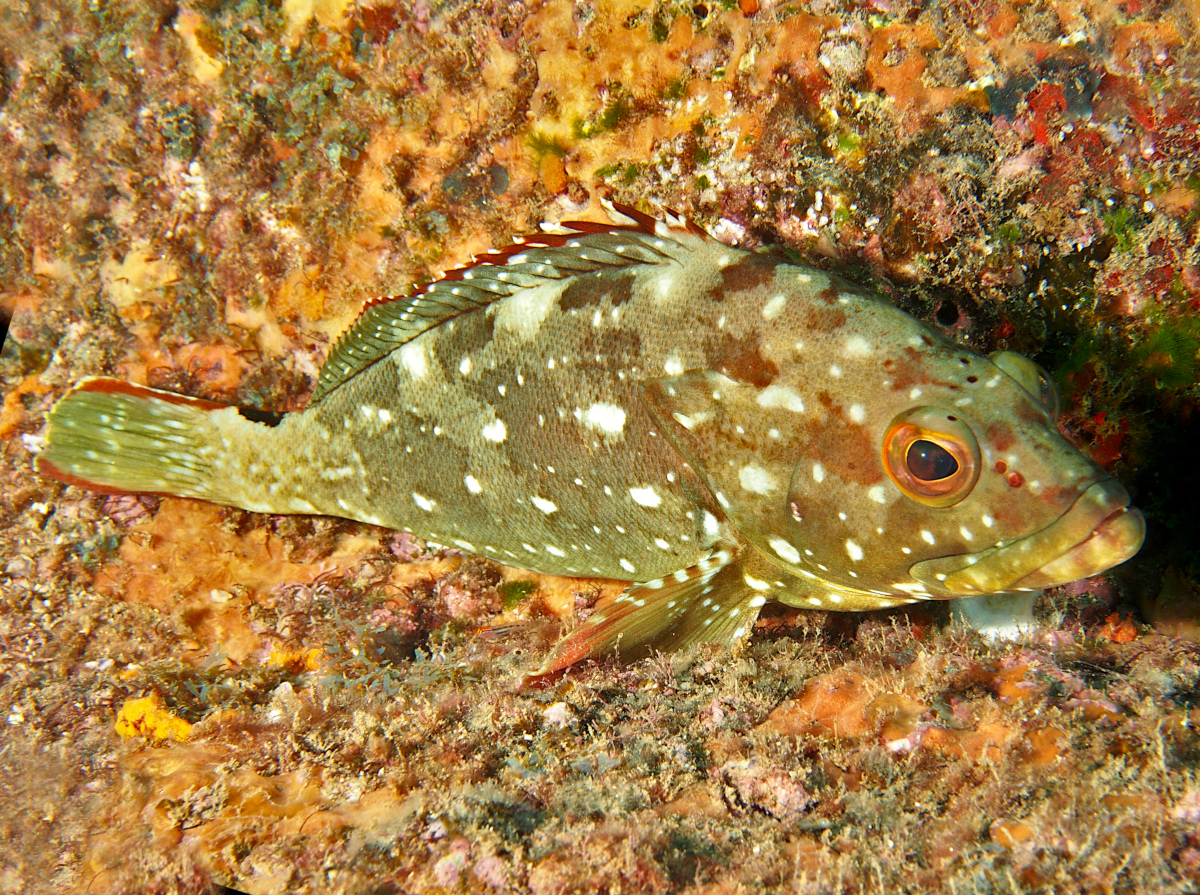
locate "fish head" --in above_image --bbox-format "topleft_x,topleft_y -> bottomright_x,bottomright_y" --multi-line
641,284 -> 1143,605
779,343 -> 1144,601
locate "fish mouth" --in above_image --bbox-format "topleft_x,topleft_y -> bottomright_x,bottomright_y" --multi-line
908,479 -> 1146,596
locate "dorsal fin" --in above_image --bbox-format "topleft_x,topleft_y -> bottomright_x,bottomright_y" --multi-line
309,203 -> 710,403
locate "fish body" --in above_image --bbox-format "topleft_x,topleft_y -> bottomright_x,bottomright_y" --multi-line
38,206 -> 1145,673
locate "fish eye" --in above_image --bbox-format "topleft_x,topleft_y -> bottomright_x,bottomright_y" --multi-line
989,350 -> 1060,420
883,407 -> 981,507
907,439 -> 959,481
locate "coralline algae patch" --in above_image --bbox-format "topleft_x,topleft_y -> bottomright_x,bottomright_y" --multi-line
7,0 -> 1195,344
78,493 -> 615,669
66,620 -> 1200,894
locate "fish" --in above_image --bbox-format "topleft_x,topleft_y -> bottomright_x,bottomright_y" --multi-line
37,203 -> 1145,676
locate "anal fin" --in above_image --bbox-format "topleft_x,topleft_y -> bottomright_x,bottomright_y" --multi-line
530,547 -> 767,680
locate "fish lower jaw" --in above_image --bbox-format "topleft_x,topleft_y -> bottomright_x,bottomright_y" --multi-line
1006,505 -> 1144,590
907,479 -> 1145,597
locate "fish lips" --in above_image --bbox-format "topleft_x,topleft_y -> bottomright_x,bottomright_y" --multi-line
908,479 -> 1146,597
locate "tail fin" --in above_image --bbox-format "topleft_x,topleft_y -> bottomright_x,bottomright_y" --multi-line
37,379 -> 241,500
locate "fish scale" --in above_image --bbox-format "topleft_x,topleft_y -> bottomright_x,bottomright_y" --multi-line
37,203 -> 1145,676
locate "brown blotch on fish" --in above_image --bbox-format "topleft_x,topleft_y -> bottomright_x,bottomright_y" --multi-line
818,285 -> 841,305
558,271 -> 636,313
805,412 -> 881,485
579,326 -> 644,368
804,304 -> 847,331
987,421 -> 1016,452
882,351 -> 928,391
714,254 -> 780,299
703,330 -> 778,388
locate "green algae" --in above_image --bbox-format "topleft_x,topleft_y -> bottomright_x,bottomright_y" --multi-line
499,579 -> 537,609
1134,319 -> 1200,390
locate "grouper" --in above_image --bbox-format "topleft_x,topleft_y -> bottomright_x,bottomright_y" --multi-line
37,204 -> 1145,674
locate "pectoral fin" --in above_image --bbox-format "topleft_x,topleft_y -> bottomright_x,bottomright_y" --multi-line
530,547 -> 766,680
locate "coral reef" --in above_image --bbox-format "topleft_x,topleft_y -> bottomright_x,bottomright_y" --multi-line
2,0 -> 1200,892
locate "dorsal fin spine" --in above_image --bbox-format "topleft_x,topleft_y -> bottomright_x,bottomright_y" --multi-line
309,204 -> 707,404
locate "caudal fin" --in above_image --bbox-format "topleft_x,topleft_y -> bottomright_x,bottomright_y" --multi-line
37,379 -> 238,500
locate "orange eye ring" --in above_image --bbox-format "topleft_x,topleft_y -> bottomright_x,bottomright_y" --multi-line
882,407 -> 981,507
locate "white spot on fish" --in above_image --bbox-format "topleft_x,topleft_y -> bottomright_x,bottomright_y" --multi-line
400,343 -> 428,379
459,355 -> 471,375
703,511 -> 720,537
982,514 -> 995,527
629,486 -> 662,507
848,403 -> 865,423
738,464 -> 777,495
481,418 -> 507,442
762,294 -> 787,320
960,526 -> 974,541
654,538 -> 671,550
377,408 -> 392,423
583,402 -> 626,434
531,496 -> 557,515
829,364 -> 843,378
663,353 -> 684,376
672,412 -> 698,430
413,492 -> 435,512
868,485 -> 887,503
844,335 -> 872,357
744,574 -> 771,591
909,387 -> 922,399
921,529 -> 936,545
464,474 -> 482,494
620,558 -> 636,573
756,384 -> 805,413
769,537 -> 801,563
545,544 -> 565,557
813,462 -> 826,483
846,540 -> 864,561
494,281 -> 558,341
